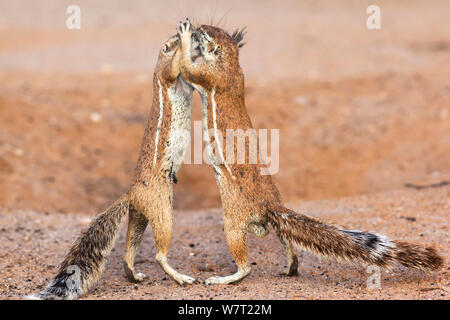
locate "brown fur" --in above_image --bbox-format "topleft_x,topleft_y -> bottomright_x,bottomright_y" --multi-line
269,208 -> 442,271
177,19 -> 443,284
30,35 -> 197,299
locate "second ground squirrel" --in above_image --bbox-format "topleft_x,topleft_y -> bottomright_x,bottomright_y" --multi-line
30,35 -> 199,299
177,18 -> 443,285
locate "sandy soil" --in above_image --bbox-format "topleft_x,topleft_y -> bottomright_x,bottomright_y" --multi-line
0,0 -> 449,299
1,187 -> 448,300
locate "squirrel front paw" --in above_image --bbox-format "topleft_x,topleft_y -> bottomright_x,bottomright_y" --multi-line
178,18 -> 192,39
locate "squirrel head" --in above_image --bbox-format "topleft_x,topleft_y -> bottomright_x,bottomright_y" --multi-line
153,35 -> 180,83
193,25 -> 246,67
158,35 -> 180,65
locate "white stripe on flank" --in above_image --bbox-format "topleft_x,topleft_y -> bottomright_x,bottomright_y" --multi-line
153,80 -> 164,166
211,88 -> 234,179
200,91 -> 221,176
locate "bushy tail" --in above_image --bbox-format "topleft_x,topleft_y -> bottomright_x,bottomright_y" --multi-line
28,195 -> 129,300
268,206 -> 443,271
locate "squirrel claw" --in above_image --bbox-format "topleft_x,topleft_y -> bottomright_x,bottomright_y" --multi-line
173,274 -> 197,285
178,18 -> 191,34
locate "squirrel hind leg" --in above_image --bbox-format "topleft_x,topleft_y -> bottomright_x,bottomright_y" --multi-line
155,253 -> 197,285
279,238 -> 299,277
124,208 -> 148,283
206,219 -> 252,285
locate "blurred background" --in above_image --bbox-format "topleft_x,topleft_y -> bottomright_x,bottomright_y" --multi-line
0,0 -> 449,214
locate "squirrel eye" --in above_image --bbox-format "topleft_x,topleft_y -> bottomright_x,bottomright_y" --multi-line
163,44 -> 169,53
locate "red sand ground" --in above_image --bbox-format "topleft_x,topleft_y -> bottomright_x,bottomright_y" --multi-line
0,0 -> 448,299
1,187 -> 448,299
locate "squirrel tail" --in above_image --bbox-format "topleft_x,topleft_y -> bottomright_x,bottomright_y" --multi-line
27,195 -> 129,300
268,206 -> 443,272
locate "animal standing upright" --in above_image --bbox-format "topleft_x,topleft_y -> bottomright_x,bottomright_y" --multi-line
30,35 -> 198,299
177,18 -> 443,285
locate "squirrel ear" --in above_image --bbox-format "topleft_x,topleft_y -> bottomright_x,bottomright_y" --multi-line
231,27 -> 247,48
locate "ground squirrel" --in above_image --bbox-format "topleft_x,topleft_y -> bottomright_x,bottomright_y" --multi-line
29,35 -> 198,299
177,18 -> 443,285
